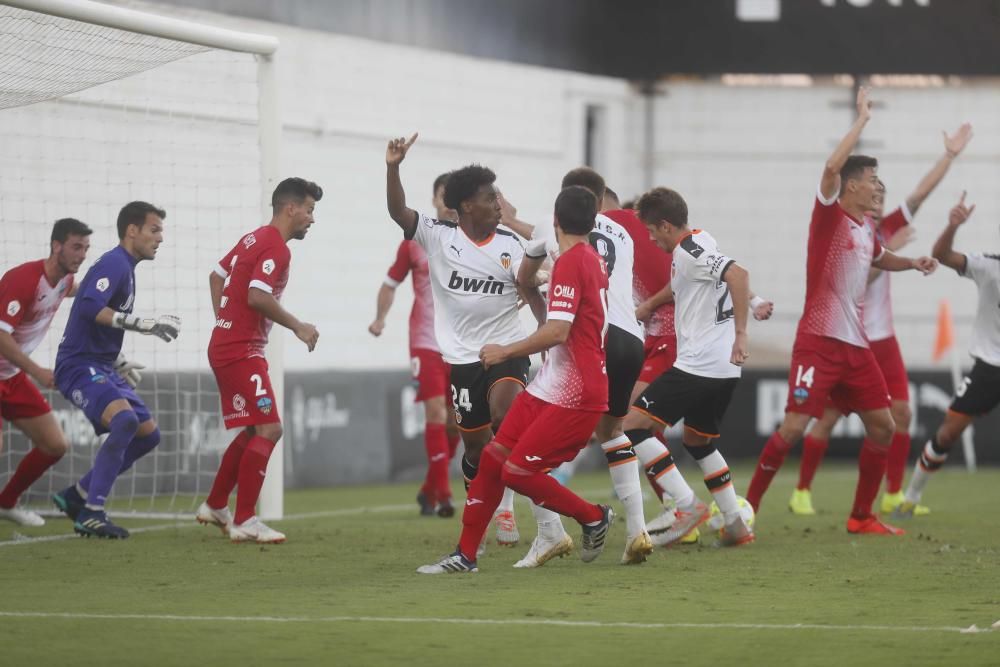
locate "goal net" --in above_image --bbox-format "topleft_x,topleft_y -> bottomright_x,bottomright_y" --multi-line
0,0 -> 281,519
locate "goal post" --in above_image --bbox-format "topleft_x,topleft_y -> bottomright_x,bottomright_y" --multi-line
0,0 -> 284,519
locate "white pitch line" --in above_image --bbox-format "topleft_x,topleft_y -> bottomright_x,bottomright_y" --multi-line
0,611 -> 988,634
0,502 -> 415,547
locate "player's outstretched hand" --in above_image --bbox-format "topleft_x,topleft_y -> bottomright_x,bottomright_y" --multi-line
113,352 -> 144,388
752,299 -> 774,321
480,344 -> 508,370
912,256 -> 939,276
31,367 -> 54,389
944,123 -> 973,157
730,332 -> 749,367
856,86 -> 873,122
114,313 -> 181,342
386,133 -> 418,166
295,322 -> 319,352
948,191 -> 975,227
368,319 -> 385,337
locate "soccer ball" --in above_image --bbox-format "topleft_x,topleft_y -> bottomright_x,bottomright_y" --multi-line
706,495 -> 755,533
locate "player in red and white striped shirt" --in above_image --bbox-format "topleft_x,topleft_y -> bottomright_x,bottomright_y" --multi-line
790,124 -> 973,517
745,87 -> 939,535
369,173 -> 462,518
0,219 -> 91,526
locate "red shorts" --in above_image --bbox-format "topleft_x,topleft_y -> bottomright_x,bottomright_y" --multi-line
494,391 -> 603,473
410,348 -> 450,402
212,357 -> 280,429
0,371 -> 51,429
786,334 -> 891,418
639,333 -> 677,384
871,336 -> 909,402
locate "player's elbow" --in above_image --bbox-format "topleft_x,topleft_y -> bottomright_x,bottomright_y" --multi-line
246,288 -> 268,311
725,264 -> 749,287
551,322 -> 571,345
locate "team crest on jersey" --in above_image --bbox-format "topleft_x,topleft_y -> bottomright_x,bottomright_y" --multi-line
6,300 -> 19,316
71,389 -> 88,408
793,387 -> 809,405
96,277 -> 110,292
500,252 -> 512,270
233,394 -> 246,412
90,373 -> 107,384
243,233 -> 257,249
262,259 -> 275,275
257,396 -> 273,414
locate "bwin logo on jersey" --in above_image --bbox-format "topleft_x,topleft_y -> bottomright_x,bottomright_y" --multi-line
448,271 -> 504,294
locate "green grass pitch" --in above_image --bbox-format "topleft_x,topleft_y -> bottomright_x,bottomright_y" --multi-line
1,464 -> 998,666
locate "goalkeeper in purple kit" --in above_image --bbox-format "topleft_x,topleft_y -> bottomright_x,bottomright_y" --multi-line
51,202 -> 181,539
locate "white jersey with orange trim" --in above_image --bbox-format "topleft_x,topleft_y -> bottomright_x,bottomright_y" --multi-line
0,260 -> 74,380
960,252 -> 1000,367
406,211 -> 525,364
670,229 -> 741,379
526,213 -> 641,342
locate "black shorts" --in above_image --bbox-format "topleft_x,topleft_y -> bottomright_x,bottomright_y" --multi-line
606,325 -> 645,418
632,367 -> 738,438
950,358 -> 1000,417
449,357 -> 530,431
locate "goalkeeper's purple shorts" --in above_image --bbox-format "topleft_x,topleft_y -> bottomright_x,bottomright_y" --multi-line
55,361 -> 151,435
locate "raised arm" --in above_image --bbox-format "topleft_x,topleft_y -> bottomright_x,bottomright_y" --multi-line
904,123 -> 973,215
386,133 -> 420,235
931,191 -> 975,273
821,86 -> 873,202
723,264 -> 750,366
499,193 -> 535,240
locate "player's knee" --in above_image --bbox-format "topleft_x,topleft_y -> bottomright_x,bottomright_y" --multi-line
110,410 -> 140,436
867,417 -> 895,445
424,398 -> 448,425
890,403 -> 912,431
142,427 -> 162,447
257,422 -> 283,444
39,436 -> 69,458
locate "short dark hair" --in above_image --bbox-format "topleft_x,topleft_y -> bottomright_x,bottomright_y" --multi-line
636,187 -> 688,228
433,172 -> 451,194
604,186 -> 619,207
271,177 -> 323,210
561,167 -> 606,200
51,218 -> 93,244
443,164 -> 496,211
840,155 -> 878,192
117,201 -> 166,240
620,198 -> 636,210
554,186 -> 597,236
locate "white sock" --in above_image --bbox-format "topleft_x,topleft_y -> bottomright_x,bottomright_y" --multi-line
601,435 -> 645,538
633,437 -> 695,508
904,440 -> 948,504
497,487 -> 515,513
695,449 -> 739,523
531,502 -> 565,540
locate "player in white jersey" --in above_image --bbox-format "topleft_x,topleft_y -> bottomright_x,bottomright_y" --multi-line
514,167 -> 653,567
895,193 -> 998,514
790,123 -> 974,517
386,133 -> 544,546
620,187 -> 759,547
0,219 -> 94,525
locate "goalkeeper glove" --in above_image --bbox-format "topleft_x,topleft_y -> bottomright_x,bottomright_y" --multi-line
113,352 -> 145,389
112,313 -> 181,342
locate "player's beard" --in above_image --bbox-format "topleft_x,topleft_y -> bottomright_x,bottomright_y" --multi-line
57,250 -> 79,274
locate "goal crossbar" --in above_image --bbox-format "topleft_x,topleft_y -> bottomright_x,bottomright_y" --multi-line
3,0 -> 278,54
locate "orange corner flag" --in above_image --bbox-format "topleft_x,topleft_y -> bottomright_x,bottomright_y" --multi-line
933,300 -> 955,362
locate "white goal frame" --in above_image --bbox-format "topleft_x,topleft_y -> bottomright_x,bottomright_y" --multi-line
3,0 -> 286,518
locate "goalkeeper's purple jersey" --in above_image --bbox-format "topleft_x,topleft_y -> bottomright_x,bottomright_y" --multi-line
56,246 -> 138,370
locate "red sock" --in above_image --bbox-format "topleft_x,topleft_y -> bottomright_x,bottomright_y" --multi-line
502,468 -> 602,525
0,448 -> 62,508
458,444 -> 507,560
206,430 -> 252,509
797,435 -> 828,491
424,423 -> 451,502
234,435 -> 277,524
746,431 -> 794,513
447,432 -> 461,460
884,431 -> 910,494
852,438 -> 888,520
